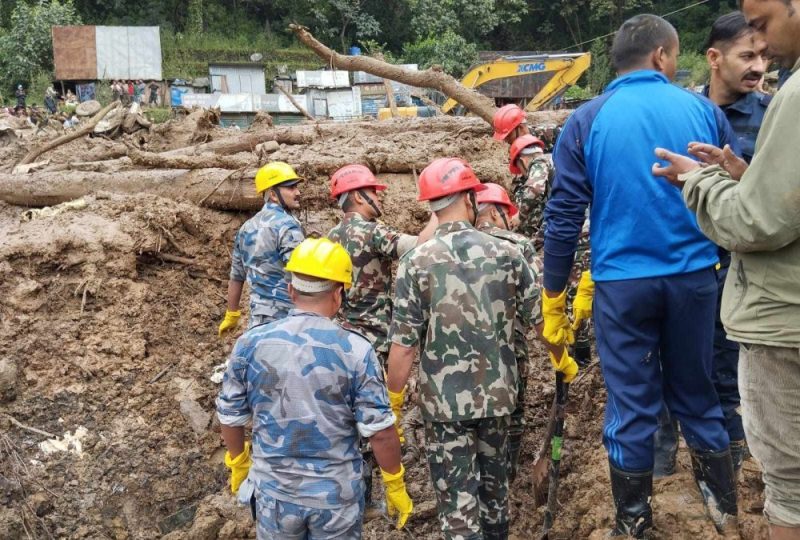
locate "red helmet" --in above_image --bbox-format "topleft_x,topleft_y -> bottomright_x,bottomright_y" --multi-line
492,104 -> 526,141
509,134 -> 545,174
417,158 -> 486,202
476,182 -> 519,217
330,164 -> 387,199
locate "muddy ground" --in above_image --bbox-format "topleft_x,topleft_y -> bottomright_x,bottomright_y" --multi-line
0,117 -> 768,540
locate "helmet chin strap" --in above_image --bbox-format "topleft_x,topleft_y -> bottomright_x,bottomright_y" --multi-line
357,189 -> 382,218
272,185 -> 289,209
494,203 -> 510,230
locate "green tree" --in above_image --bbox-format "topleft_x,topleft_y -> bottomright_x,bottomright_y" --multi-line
587,37 -> 614,92
0,0 -> 82,91
401,29 -> 478,77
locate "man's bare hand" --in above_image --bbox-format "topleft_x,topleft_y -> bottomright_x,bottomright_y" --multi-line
652,148 -> 702,188
688,143 -> 748,181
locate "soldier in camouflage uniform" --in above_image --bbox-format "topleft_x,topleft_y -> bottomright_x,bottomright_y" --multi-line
510,135 -> 594,364
386,158 -> 539,540
327,164 -> 437,365
219,162 -> 305,336
217,238 -> 412,539
326,164 -> 437,518
474,183 -> 543,485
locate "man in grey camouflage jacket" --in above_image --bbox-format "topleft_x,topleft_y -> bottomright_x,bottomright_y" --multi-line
219,162 -> 305,336
217,238 -> 412,538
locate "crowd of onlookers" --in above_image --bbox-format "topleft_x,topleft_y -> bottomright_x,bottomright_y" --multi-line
110,80 -> 161,105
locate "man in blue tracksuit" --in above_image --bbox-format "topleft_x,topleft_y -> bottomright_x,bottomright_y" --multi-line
540,14 -> 739,538
654,10 -> 771,478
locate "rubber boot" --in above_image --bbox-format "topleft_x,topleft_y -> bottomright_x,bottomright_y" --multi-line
482,520 -> 509,540
653,408 -> 679,478
608,464 -> 653,539
690,449 -> 739,537
572,339 -> 592,367
730,440 -> 749,475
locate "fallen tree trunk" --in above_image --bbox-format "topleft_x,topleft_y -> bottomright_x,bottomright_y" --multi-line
18,102 -> 119,165
289,24 -> 497,124
128,149 -> 255,170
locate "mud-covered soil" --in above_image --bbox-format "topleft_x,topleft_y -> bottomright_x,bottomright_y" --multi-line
0,116 -> 768,539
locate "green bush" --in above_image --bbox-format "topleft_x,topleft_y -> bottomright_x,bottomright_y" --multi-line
564,85 -> 595,100
678,52 -> 710,88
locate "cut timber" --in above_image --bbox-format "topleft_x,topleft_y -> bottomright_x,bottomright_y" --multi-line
18,102 -> 119,165
274,85 -> 314,121
128,149 -> 254,170
289,24 -> 497,124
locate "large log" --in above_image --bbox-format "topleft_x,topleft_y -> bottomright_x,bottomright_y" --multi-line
128,149 -> 255,170
289,24 -> 497,124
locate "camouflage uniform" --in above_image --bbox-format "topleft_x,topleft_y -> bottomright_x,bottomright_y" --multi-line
511,155 -> 553,249
327,212 -> 416,365
216,309 -> 394,539
477,222 -> 542,483
229,201 -> 305,328
389,221 -> 539,539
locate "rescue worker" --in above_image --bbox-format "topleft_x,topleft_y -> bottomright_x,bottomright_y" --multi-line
653,1 -> 800,536
217,237 -> 413,538
218,162 -> 305,336
326,163 -> 436,519
507,134 -> 553,246
492,103 -> 529,145
654,10 -> 770,478
542,14 -> 739,537
386,158 -> 573,539
473,183 -> 548,484
510,135 -> 594,365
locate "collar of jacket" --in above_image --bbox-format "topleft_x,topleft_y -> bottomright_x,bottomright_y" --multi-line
434,220 -> 474,237
605,69 -> 670,93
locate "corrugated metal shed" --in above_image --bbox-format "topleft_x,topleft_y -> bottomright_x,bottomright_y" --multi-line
296,70 -> 350,89
352,65 -> 418,84
209,63 -> 266,94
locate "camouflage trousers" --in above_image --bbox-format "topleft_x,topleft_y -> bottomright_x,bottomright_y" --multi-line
256,490 -> 363,539
508,376 -> 528,484
249,308 -> 289,329
424,415 -> 512,540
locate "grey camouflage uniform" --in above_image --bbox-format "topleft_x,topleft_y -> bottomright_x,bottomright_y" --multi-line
389,220 -> 538,539
327,212 -> 416,364
216,309 -> 394,538
229,201 -> 305,328
477,222 -> 542,483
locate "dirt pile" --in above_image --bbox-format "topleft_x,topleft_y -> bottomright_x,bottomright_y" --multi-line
0,113 -> 768,539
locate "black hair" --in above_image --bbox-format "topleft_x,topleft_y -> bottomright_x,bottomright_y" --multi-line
340,192 -> 356,212
705,11 -> 752,50
611,14 -> 679,72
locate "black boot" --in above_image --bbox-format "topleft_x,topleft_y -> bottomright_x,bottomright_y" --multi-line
653,408 -> 679,478
482,520 -> 509,540
609,464 -> 653,538
690,449 -> 739,536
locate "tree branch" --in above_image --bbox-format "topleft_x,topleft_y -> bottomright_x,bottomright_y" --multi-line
289,24 -> 497,124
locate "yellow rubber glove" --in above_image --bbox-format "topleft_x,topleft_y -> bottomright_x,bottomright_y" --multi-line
224,442 -> 252,494
382,464 -> 413,529
571,271 -> 595,331
542,290 -> 575,346
549,348 -> 579,383
388,388 -> 406,443
218,310 -> 241,337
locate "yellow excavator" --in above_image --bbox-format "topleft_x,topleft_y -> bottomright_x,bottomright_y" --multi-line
441,52 -> 591,113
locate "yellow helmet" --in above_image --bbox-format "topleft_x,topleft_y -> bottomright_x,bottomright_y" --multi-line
285,238 -> 353,289
254,161 -> 302,194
